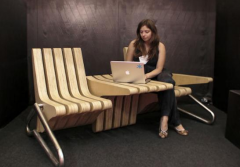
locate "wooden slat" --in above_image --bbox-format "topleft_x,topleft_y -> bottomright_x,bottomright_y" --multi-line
102,74 -> 174,93
42,48 -> 79,114
48,112 -> 102,131
101,74 -> 149,93
32,49 -> 66,132
103,74 -> 173,92
129,94 -> 139,124
173,73 -> 213,86
87,76 -> 136,96
52,48 -> 91,113
104,97 -> 115,130
62,48 -> 103,111
32,49 -> 66,116
174,86 -> 192,97
113,96 -> 123,128
83,110 -> 103,125
102,74 -> 162,92
94,75 -> 141,93
72,48 -> 112,110
121,96 -> 131,126
148,80 -> 173,90
92,111 -> 104,132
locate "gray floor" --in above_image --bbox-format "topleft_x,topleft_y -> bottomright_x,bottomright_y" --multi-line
0,104 -> 240,167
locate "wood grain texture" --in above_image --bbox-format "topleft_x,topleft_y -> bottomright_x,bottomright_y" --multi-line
72,48 -> 112,110
62,48 -> 103,111
32,49 -> 66,132
53,48 -> 91,112
94,75 -> 139,94
101,74 -> 151,93
92,111 -> 105,132
87,75 -> 173,96
172,73 -> 213,86
42,48 -> 79,114
32,48 -> 113,132
129,94 -> 139,124
113,96 -> 123,128
121,96 -> 132,126
102,74 -> 159,92
104,97 -> 115,130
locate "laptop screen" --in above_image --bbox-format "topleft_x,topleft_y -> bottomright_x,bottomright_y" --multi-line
110,61 -> 148,84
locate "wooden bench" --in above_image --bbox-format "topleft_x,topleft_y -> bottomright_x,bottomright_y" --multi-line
26,48 -> 112,166
26,47 -> 215,166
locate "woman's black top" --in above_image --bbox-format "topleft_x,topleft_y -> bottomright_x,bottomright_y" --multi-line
132,48 -> 159,74
132,48 -> 171,80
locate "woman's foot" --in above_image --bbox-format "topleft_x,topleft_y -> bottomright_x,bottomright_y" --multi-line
159,129 -> 168,138
159,116 -> 168,138
175,124 -> 188,136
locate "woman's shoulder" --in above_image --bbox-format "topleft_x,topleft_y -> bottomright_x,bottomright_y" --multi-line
130,39 -> 136,45
159,42 -> 165,51
128,39 -> 136,49
159,42 -> 165,47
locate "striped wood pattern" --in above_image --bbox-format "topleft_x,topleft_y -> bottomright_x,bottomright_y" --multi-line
129,94 -> 139,124
92,95 -> 139,132
32,48 -> 112,132
72,48 -> 112,109
103,74 -> 173,91
62,48 -> 103,111
52,48 -> 91,112
104,97 -> 115,130
87,74 -> 173,96
92,97 -> 116,132
32,49 -> 66,132
101,75 -> 158,92
113,96 -> 124,128
121,96 -> 132,126
87,76 -> 135,96
89,74 -> 174,132
42,48 -> 79,114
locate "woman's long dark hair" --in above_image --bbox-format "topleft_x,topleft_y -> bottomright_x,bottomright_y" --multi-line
134,19 -> 160,60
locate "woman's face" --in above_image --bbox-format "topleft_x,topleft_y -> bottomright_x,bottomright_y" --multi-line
140,25 -> 152,42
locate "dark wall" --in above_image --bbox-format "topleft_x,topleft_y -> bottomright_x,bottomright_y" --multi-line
0,0 -> 28,127
213,0 -> 240,111
27,0 -> 216,104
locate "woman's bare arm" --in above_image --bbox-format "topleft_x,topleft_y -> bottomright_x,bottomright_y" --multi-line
126,40 -> 136,61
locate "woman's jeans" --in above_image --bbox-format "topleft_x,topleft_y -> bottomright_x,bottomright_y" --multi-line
153,69 -> 181,128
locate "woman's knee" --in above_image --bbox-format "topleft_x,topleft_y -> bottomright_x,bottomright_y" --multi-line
157,72 -> 175,86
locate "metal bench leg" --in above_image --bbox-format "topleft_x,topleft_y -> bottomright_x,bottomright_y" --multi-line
26,103 -> 64,167
177,94 -> 215,124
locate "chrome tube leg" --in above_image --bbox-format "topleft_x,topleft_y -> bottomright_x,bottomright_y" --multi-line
177,94 -> 215,124
26,103 -> 64,167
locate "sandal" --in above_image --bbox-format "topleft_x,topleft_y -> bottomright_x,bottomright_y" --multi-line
159,117 -> 168,138
159,129 -> 168,138
175,128 -> 188,136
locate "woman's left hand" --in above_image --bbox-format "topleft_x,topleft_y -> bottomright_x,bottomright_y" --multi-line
145,74 -> 148,79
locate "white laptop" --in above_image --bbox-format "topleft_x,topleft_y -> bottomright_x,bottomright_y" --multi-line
110,61 -> 150,84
